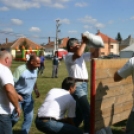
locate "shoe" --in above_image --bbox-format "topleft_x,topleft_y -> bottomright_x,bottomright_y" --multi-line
82,31 -> 104,48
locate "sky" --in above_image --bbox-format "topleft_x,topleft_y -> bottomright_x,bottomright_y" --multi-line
0,0 -> 134,45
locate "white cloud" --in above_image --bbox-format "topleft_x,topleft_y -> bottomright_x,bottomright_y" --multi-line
58,18 -> 70,24
3,28 -> 13,32
0,6 -> 9,11
83,25 -> 90,29
130,16 -> 134,20
68,30 -> 78,33
11,19 -> 23,25
29,27 -> 41,32
75,2 -> 88,7
108,20 -> 114,24
0,0 -> 70,10
79,15 -> 105,29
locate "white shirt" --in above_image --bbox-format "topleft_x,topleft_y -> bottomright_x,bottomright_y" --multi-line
37,88 -> 76,120
0,63 -> 14,114
118,57 -> 134,82
64,52 -> 90,79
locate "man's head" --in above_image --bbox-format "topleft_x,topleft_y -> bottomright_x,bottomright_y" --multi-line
27,55 -> 40,70
62,77 -> 76,94
66,38 -> 80,52
0,51 -> 13,67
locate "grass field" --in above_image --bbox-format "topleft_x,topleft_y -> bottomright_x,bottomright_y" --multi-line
11,59 -> 126,134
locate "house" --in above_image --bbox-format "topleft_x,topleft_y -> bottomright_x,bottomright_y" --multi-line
44,37 -> 69,57
120,43 -> 134,58
119,35 -> 134,51
0,37 -> 43,59
96,30 -> 119,57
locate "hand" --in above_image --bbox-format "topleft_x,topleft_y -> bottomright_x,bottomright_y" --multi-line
82,35 -> 88,44
15,107 -> 21,117
35,89 -> 40,98
18,94 -> 23,101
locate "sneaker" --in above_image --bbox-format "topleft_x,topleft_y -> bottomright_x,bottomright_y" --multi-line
82,31 -> 104,48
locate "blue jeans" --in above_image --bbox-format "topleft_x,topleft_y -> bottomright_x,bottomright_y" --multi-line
0,114 -> 12,134
35,117 -> 83,134
11,95 -> 34,134
73,82 -> 90,133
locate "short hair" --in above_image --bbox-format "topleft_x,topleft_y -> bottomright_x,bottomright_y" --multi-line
66,38 -> 79,52
0,50 -> 12,59
62,77 -> 75,91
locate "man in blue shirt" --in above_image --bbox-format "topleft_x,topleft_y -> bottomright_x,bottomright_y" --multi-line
11,55 -> 40,134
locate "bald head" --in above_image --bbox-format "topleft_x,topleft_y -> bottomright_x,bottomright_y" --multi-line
0,51 -> 13,67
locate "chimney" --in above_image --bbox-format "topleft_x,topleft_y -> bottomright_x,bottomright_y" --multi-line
97,30 -> 100,34
6,38 -> 8,45
48,37 -> 50,43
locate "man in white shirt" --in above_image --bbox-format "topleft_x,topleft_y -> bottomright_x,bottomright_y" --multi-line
64,37 -> 96,134
0,51 -> 21,134
35,77 -> 83,134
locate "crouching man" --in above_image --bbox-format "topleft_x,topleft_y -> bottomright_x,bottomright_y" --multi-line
35,77 -> 83,134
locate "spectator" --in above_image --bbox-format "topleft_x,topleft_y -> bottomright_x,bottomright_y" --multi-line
0,51 -> 21,134
38,52 -> 45,76
35,77 -> 83,134
11,55 -> 40,134
52,53 -> 59,78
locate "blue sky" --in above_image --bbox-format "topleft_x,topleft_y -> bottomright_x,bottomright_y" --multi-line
0,0 -> 134,44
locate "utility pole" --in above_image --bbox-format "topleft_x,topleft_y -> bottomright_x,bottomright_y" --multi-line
55,19 -> 61,51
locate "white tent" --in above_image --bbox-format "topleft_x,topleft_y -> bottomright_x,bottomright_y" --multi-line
120,44 -> 134,58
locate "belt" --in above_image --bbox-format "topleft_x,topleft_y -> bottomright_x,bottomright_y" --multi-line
38,116 -> 57,121
75,79 -> 88,82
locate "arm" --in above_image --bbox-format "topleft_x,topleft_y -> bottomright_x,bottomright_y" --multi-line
114,72 -> 123,82
4,84 -> 21,117
73,36 -> 88,60
33,82 -> 40,98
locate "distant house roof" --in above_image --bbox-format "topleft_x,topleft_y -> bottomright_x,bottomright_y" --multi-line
96,30 -> 118,43
121,43 -> 134,51
0,37 -> 43,50
120,35 -> 134,46
59,37 -> 69,48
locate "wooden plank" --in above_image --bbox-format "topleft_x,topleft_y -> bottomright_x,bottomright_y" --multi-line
95,58 -> 129,69
95,93 -> 133,110
95,77 -> 132,88
95,83 -> 133,100
95,101 -> 133,121
95,109 -> 131,131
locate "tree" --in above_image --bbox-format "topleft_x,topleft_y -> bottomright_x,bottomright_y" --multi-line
115,32 -> 122,44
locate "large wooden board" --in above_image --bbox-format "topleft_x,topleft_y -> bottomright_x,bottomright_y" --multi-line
92,59 -> 134,131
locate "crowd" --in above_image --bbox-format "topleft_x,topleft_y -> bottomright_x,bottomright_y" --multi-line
0,32 -> 133,134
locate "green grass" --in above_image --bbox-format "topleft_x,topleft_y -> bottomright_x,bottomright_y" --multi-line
11,59 -> 126,134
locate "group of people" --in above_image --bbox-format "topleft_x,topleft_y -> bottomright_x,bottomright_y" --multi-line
0,32 -> 134,134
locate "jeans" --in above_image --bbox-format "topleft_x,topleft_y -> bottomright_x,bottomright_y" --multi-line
73,82 -> 90,133
11,95 -> 34,134
35,117 -> 83,134
0,114 -> 12,134
52,65 -> 58,77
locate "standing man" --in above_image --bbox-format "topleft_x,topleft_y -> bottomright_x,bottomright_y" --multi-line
52,52 -> 59,78
114,57 -> 134,134
0,51 -> 21,134
38,52 -> 45,76
35,77 -> 83,134
64,37 -> 91,134
11,55 -> 40,134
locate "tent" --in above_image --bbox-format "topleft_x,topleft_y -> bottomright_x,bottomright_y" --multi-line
120,43 -> 134,58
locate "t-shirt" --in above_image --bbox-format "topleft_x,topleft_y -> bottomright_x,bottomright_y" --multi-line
37,88 -> 76,120
53,57 -> 59,65
0,63 -> 14,114
64,52 -> 90,79
13,64 -> 38,95
118,57 -> 134,82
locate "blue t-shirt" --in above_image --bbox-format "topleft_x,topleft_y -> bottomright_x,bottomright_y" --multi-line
13,64 -> 38,95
